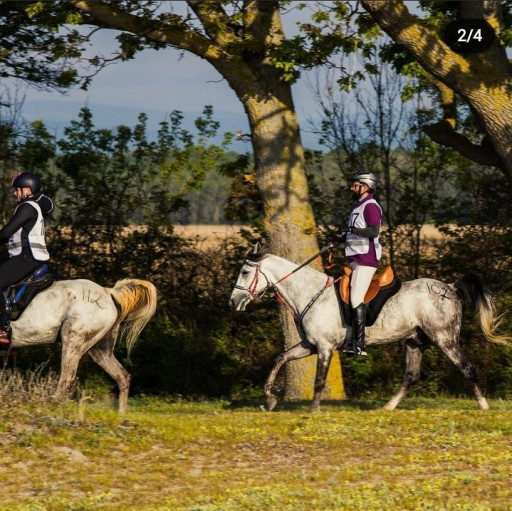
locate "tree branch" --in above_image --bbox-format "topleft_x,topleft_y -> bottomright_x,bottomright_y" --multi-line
361,0 -> 511,174
71,0 -> 220,60
423,121 -> 503,168
187,1 -> 239,49
360,0 -> 469,86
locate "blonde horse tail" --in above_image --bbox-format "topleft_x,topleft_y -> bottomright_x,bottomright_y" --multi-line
109,279 -> 158,356
454,273 -> 512,346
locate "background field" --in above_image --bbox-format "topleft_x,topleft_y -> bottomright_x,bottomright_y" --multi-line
1,394 -> 511,511
172,224 -> 446,244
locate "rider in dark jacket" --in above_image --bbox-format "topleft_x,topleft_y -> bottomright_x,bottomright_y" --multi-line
0,173 -> 53,341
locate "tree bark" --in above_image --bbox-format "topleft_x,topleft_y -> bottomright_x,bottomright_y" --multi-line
219,8 -> 344,402
361,0 -> 512,183
241,88 -> 343,402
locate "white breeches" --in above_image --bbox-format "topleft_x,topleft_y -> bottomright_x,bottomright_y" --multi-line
349,262 -> 377,308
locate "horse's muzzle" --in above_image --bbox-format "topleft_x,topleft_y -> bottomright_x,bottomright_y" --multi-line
228,291 -> 250,311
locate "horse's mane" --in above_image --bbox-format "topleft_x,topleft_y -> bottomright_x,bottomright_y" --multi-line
244,245 -> 318,272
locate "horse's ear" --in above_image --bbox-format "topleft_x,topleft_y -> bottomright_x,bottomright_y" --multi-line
245,241 -> 264,261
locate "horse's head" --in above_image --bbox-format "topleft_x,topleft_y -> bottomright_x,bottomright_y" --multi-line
229,244 -> 271,311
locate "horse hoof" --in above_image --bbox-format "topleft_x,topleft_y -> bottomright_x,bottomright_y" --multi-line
478,401 -> 489,411
265,395 -> 278,411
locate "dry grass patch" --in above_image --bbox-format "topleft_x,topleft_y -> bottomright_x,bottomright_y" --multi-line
0,365 -> 60,406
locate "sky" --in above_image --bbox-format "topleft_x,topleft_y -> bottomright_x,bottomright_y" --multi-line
11,2 -> 328,150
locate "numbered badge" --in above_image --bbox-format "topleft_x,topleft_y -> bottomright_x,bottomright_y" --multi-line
443,19 -> 495,54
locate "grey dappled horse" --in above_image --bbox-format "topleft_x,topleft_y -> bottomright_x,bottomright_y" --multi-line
229,246 -> 511,412
6,278 -> 157,412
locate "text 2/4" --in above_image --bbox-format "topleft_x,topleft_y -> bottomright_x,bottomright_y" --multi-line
457,28 -> 483,43
443,19 -> 495,54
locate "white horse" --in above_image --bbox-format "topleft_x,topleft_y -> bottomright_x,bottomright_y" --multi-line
229,245 -> 511,412
5,278 -> 157,412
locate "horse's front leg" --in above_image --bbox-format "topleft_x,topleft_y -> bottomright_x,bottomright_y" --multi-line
310,345 -> 334,412
264,340 -> 316,411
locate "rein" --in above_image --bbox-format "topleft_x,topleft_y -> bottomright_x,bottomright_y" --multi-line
275,275 -> 336,329
273,242 -> 338,286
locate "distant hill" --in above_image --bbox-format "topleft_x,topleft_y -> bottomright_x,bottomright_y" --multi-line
22,99 -> 248,148
21,99 -> 321,150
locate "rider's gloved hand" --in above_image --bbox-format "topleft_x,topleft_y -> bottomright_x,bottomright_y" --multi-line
328,226 -> 351,248
336,226 -> 352,237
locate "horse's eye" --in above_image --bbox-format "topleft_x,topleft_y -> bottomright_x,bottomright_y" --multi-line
241,270 -> 249,276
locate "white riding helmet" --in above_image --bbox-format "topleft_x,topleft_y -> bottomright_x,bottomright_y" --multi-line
351,171 -> 377,190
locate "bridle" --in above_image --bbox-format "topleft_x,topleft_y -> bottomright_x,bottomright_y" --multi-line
233,261 -> 273,301
234,243 -> 342,328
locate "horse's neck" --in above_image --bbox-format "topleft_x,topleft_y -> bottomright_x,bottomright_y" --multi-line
263,255 -> 327,311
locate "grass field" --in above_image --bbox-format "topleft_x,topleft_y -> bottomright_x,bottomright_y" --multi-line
1,394 -> 512,511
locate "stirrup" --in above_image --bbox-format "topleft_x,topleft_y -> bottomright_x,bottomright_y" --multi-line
342,342 -> 367,357
354,345 -> 367,356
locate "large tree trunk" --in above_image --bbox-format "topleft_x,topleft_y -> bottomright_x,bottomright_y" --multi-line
209,2 -> 344,402
243,89 -> 344,401
362,0 -> 512,183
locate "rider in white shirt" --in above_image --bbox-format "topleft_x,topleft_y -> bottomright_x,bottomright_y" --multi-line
339,171 -> 382,356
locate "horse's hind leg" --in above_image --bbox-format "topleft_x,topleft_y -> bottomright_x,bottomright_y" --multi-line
264,340 -> 316,411
435,336 -> 489,410
384,343 -> 425,411
88,328 -> 132,413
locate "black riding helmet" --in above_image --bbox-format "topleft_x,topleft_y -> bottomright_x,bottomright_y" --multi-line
11,172 -> 42,194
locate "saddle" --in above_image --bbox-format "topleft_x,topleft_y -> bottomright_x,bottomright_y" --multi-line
338,266 -> 401,327
5,264 -> 55,322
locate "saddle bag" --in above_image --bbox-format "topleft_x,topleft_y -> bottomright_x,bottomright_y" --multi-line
5,264 -> 55,321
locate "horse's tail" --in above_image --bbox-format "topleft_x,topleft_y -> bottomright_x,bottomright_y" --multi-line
109,279 -> 158,355
454,273 -> 512,346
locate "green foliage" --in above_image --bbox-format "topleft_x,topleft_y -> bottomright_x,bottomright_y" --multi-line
124,229 -> 282,400
0,97 -> 283,401
17,119 -> 56,173
269,2 -> 377,84
0,0 -> 385,105
3,58 -> 512,403
0,1 -> 82,90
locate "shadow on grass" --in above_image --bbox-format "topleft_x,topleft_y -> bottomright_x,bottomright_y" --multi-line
226,398 -> 388,412
226,396 -> 492,412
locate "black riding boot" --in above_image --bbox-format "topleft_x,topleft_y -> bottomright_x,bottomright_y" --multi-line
343,303 -> 367,356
